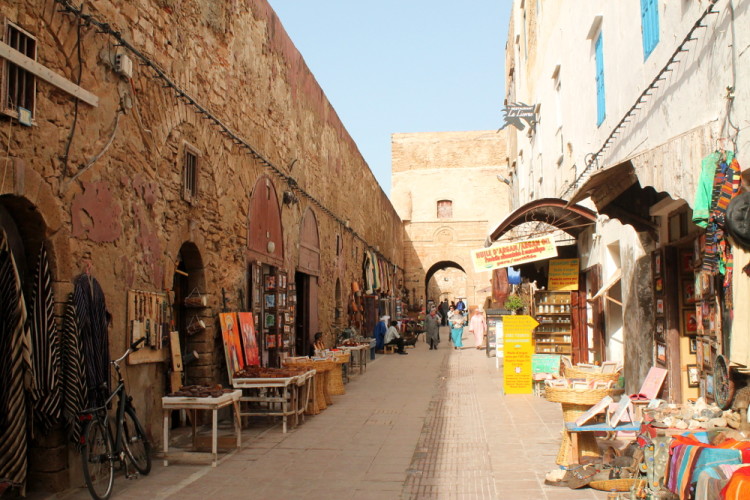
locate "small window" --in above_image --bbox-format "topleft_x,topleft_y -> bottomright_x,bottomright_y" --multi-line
2,21 -> 37,119
437,200 -> 452,219
641,0 -> 660,60
182,144 -> 200,203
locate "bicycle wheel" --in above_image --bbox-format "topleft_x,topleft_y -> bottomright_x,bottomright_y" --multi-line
81,419 -> 114,500
122,407 -> 151,475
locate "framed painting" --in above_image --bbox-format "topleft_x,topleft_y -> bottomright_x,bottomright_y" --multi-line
655,318 -> 665,342
682,309 -> 698,335
219,313 -> 245,381
701,338 -> 712,370
696,338 -> 704,367
687,364 -> 699,388
680,250 -> 694,274
656,342 -> 667,365
655,277 -> 664,295
264,312 -> 275,328
656,299 -> 664,316
682,280 -> 696,305
689,336 -> 697,354
264,293 -> 275,309
237,312 -> 260,367
706,374 -> 715,397
653,252 -> 662,277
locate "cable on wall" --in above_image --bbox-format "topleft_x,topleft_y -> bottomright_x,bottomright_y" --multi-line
560,0 -> 720,200
53,0 -> 401,272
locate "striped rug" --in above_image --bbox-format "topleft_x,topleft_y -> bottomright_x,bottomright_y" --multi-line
60,295 -> 87,449
0,229 -> 31,490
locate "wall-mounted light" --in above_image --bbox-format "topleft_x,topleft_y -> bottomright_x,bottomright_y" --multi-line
283,190 -> 298,206
497,174 -> 511,185
267,241 -> 276,253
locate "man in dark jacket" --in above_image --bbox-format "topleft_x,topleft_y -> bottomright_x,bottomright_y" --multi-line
439,299 -> 449,326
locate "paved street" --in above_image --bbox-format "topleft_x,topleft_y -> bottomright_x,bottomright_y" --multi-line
45,327 -> 607,500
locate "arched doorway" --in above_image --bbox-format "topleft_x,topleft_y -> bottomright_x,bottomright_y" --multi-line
424,260 -> 467,307
171,242 -> 207,389
295,209 -> 320,357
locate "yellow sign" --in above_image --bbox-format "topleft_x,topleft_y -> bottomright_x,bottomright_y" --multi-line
471,237 -> 558,273
548,258 -> 580,291
502,315 -> 538,395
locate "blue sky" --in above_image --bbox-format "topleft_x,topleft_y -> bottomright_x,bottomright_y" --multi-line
268,1 -> 510,196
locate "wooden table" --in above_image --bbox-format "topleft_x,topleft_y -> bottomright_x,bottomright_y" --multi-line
564,421 -> 642,465
162,390 -> 242,467
340,344 -> 369,375
233,371 -> 314,433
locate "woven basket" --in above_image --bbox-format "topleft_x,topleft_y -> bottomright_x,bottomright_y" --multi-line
589,478 -> 645,492
328,363 -> 345,396
555,402 -> 602,466
544,386 -> 613,405
564,366 -> 620,382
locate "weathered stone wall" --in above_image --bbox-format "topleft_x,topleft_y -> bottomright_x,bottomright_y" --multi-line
0,0 -> 403,491
392,131 -> 510,309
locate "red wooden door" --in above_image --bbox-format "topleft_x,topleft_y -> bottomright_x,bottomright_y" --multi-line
571,291 -> 589,364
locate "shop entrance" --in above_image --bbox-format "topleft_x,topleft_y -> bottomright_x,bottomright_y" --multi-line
294,271 -> 318,357
171,242 -> 207,389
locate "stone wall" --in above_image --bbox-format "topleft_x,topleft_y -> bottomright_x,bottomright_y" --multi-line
392,131 -> 510,310
0,0 -> 403,491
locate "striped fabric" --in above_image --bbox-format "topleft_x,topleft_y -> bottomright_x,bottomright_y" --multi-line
0,229 -> 32,490
60,295 -> 87,449
72,274 -> 110,408
28,245 -> 61,435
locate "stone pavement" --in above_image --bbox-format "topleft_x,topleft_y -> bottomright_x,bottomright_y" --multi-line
41,327 -> 609,500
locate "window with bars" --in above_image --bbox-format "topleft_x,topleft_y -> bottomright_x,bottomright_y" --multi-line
182,145 -> 199,203
2,21 -> 37,119
437,200 -> 452,219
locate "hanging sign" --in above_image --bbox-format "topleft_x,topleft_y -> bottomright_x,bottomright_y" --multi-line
499,102 -> 537,131
548,258 -> 580,291
471,237 -> 558,272
503,315 -> 538,395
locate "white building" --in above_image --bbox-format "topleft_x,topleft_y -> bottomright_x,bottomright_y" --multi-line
500,0 -> 750,401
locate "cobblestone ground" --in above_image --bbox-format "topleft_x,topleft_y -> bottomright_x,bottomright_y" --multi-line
35,327 -> 607,500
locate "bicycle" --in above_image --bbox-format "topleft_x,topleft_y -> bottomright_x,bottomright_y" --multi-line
79,337 -> 152,500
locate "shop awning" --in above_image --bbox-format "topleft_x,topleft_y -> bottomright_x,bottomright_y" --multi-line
487,198 -> 597,244
589,268 -> 622,305
567,161 -> 666,236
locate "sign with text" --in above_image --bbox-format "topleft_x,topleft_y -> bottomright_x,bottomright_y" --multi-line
502,315 -> 538,395
548,258 -> 580,291
471,237 -> 558,273
499,102 -> 537,131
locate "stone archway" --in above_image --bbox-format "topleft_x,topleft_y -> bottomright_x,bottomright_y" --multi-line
424,260 -> 467,305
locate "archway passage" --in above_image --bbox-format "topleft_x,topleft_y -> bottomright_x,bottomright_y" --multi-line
424,260 -> 467,309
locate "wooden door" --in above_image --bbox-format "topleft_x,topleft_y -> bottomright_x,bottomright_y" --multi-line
571,291 -> 589,364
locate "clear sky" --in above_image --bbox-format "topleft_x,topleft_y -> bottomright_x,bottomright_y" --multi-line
268,1 -> 510,197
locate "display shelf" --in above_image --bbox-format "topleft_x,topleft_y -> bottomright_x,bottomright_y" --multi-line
533,291 -> 572,355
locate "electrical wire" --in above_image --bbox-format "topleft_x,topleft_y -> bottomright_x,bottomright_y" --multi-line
53,0 -> 401,272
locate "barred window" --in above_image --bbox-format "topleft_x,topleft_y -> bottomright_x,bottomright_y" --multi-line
2,21 -> 37,119
182,145 -> 200,203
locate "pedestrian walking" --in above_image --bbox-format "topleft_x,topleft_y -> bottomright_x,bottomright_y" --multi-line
449,307 -> 465,349
468,307 -> 487,349
425,307 -> 441,350
439,299 -> 449,326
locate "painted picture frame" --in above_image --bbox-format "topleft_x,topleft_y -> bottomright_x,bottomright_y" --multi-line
696,338 -> 704,367
656,299 -> 664,315
219,313 -> 245,381
680,250 -> 694,274
682,280 -> 696,305
689,336 -> 697,354
264,293 -> 275,309
264,312 -> 275,328
706,374 -> 715,397
702,339 -> 712,370
264,274 -> 276,290
237,312 -> 260,367
656,342 -> 667,365
653,252 -> 662,277
655,277 -> 664,295
687,364 -> 699,388
655,318 -> 665,342
683,309 -> 698,335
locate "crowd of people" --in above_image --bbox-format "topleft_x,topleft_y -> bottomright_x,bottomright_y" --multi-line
375,298 -> 487,353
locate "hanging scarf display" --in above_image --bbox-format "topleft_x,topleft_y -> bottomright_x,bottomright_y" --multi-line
60,296 -> 87,449
0,229 -> 32,490
703,155 -> 741,276
71,274 -> 111,408
362,252 -> 375,294
28,245 -> 61,435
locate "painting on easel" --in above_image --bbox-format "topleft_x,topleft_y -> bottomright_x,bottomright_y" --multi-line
238,312 -> 260,366
219,313 -> 245,382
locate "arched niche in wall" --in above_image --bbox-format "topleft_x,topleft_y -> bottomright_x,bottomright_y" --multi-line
247,176 -> 284,266
298,208 -> 320,275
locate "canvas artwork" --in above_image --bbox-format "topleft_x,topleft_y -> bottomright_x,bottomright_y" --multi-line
656,343 -> 667,364
219,313 -> 245,381
653,253 -> 662,276
690,336 -> 697,354
656,299 -> 664,315
687,364 -> 699,388
683,310 -> 698,335
680,250 -> 694,274
264,293 -> 275,309
682,280 -> 696,304
265,313 -> 275,328
237,312 -> 260,367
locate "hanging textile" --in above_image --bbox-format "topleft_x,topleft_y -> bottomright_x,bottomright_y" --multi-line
28,245 -> 61,435
0,229 -> 32,490
72,274 -> 111,408
363,252 -> 375,294
703,154 -> 741,276
370,250 -> 381,292
60,296 -> 87,449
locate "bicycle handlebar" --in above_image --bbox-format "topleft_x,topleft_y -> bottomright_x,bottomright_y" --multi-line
130,337 -> 146,351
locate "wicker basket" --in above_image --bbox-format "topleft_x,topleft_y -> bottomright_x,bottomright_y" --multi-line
564,366 -> 621,382
544,386 -> 614,405
589,478 -> 645,492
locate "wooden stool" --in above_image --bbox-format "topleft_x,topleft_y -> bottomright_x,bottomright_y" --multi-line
383,344 -> 396,354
